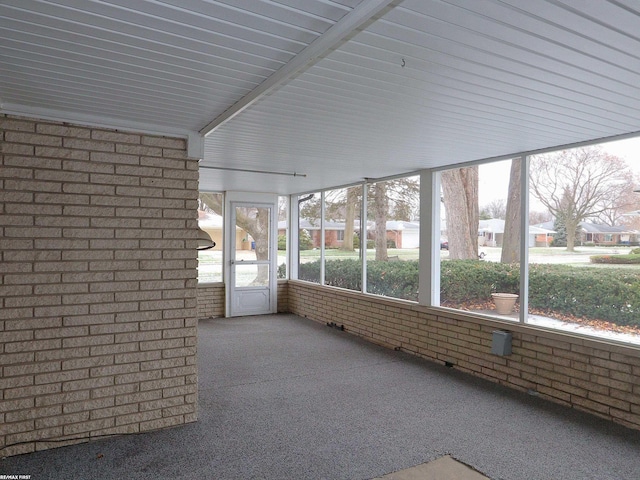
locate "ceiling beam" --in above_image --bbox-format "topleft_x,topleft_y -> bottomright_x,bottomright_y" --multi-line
199,0 -> 397,137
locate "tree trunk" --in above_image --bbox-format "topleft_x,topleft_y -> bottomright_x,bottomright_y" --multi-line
252,208 -> 270,284
441,167 -> 479,260
373,182 -> 388,261
565,218 -> 578,252
501,158 -> 521,263
341,186 -> 359,251
200,193 -> 223,215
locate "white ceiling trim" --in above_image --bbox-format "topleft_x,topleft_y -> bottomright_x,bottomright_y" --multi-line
199,0 -> 398,136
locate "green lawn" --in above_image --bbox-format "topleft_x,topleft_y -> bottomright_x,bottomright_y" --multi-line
199,245 -> 639,284
299,248 -> 420,262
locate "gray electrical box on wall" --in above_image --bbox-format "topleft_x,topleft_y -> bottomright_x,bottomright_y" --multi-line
492,330 -> 512,356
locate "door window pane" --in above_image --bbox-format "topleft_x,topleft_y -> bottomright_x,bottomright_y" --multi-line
233,206 -> 271,288
233,206 -> 270,262
234,263 -> 270,288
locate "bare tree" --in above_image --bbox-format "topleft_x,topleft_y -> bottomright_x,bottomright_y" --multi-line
530,147 -> 634,251
483,198 -> 507,220
617,177 -> 640,230
278,196 -> 288,222
441,166 -> 479,259
593,176 -> 640,226
367,177 -> 420,261
370,182 -> 389,261
529,210 -> 552,225
342,186 -> 360,251
299,194 -> 321,227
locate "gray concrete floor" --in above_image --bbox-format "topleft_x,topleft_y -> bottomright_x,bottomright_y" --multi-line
2,313 -> 640,479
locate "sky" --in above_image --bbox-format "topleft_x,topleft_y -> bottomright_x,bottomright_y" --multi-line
478,136 -> 640,211
600,136 -> 640,166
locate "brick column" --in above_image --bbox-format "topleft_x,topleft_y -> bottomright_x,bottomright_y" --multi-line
0,115 -> 199,456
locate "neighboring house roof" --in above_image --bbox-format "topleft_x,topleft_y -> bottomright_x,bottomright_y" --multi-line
580,222 -> 634,234
292,217 -> 555,235
529,225 -> 556,235
285,219 -> 419,232
479,218 -> 555,235
533,220 -> 634,234
292,219 -> 353,231
384,221 -> 420,231
478,218 -> 506,234
622,210 -> 640,217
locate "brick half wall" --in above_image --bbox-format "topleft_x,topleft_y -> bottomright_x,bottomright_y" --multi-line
0,115 -> 199,456
288,280 -> 640,431
197,283 -> 224,319
195,280 -> 289,319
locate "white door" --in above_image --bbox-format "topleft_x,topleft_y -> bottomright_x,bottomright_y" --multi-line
228,200 -> 277,317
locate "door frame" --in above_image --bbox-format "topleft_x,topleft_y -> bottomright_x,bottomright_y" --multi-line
224,192 -> 278,317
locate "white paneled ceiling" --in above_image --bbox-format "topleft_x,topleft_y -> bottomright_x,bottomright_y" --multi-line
0,0 -> 360,131
2,0 -> 640,194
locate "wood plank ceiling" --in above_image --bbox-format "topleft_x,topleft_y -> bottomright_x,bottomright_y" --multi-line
2,1 -> 640,194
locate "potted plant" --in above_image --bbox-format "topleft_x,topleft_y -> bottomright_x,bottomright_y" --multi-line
491,292 -> 519,315
490,281 -> 518,315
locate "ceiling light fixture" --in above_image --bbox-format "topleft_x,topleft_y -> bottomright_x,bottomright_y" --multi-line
197,227 -> 216,251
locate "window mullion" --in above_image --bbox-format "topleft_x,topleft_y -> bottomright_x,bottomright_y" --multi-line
361,183 -> 367,294
519,156 -> 530,323
419,169 -> 438,306
320,191 -> 325,286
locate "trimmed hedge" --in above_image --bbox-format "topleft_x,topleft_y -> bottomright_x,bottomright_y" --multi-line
590,254 -> 640,264
528,264 -> 640,326
298,259 -> 419,300
366,260 -> 419,301
296,258 -> 640,327
440,259 -> 519,301
326,259 -> 362,291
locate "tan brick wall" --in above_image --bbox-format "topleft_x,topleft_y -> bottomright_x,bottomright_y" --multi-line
0,115 -> 199,457
196,283 -> 225,319
195,280 -> 288,318
288,280 -> 640,431
277,280 -> 288,313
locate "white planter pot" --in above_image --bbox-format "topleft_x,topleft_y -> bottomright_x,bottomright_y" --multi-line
491,293 -> 518,315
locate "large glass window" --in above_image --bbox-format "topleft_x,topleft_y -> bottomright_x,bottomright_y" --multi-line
527,144 -> 640,344
323,186 -> 362,291
298,192 -> 321,284
198,192 -> 224,283
365,176 -> 420,301
289,138 -> 640,346
435,142 -> 640,344
439,160 -> 521,318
